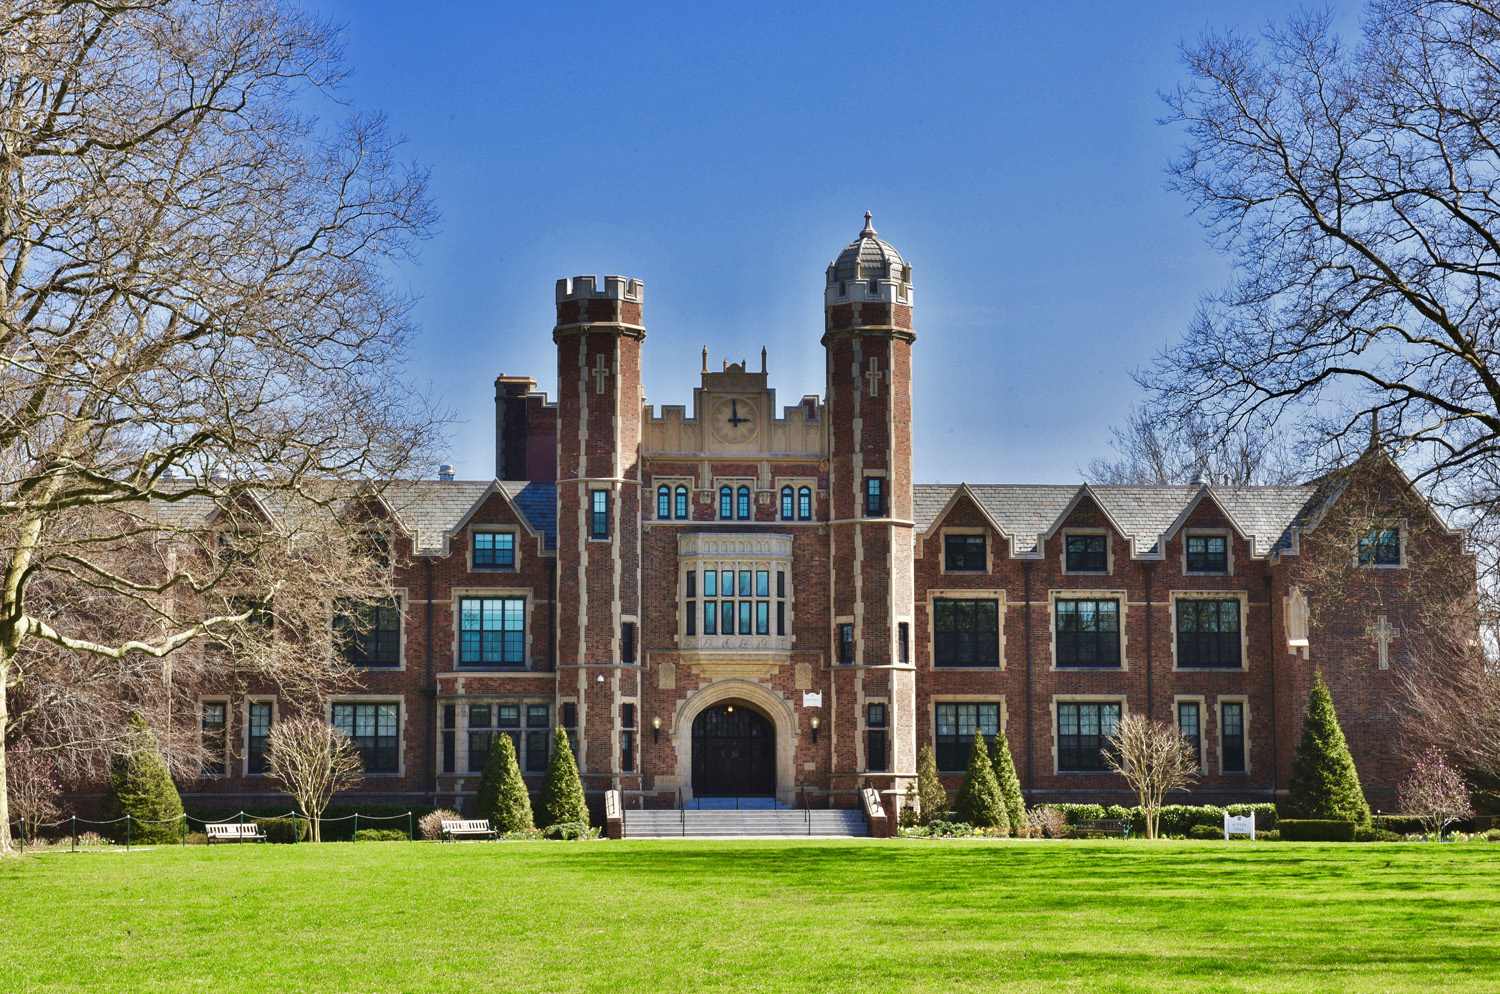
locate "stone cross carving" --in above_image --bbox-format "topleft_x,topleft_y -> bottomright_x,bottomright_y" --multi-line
592,353 -> 609,395
1367,615 -> 1399,670
866,356 -> 881,397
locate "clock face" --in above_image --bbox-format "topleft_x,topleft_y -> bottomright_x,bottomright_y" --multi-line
710,397 -> 758,444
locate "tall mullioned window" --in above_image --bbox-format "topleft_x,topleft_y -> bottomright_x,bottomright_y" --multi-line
866,703 -> 888,773
936,702 -> 1000,771
1176,599 -> 1242,668
675,485 -> 689,519
1178,701 -> 1201,765
933,598 -> 1000,667
693,565 -> 786,637
333,598 -> 401,667
781,486 -> 794,520
737,486 -> 752,520
459,597 -> 525,667
864,477 -> 885,517
657,486 -> 671,520
798,487 -> 813,520
1055,599 -> 1120,667
1057,701 -> 1121,772
719,486 -> 733,520
333,701 -> 399,774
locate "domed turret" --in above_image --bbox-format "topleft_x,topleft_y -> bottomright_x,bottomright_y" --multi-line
825,212 -> 912,306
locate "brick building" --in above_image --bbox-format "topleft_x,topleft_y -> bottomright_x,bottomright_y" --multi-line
180,215 -> 1473,820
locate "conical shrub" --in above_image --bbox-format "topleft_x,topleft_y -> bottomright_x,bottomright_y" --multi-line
1286,670 -> 1371,825
476,733 -> 534,832
916,743 -> 948,824
989,729 -> 1026,835
953,731 -> 1009,834
538,727 -> 588,829
101,714 -> 184,844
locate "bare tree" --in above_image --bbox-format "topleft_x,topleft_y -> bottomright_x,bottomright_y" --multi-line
0,0 -> 441,851
1148,0 -> 1500,554
265,716 -> 362,843
1397,747 -> 1475,839
1399,627 -> 1500,797
1087,406 -> 1296,485
5,738 -> 60,842
1104,714 -> 1199,840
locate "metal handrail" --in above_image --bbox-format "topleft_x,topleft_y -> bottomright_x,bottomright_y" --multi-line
677,786 -> 685,836
802,786 -> 811,835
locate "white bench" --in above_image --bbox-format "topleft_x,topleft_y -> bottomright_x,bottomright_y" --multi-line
206,822 -> 267,844
440,819 -> 497,842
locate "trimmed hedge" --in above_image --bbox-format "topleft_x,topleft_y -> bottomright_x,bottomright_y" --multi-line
1044,803 -> 1278,836
353,829 -> 408,842
1279,819 -> 1357,842
257,817 -> 308,844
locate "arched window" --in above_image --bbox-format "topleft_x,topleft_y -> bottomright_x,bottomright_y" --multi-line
780,486 -> 794,521
674,485 -> 689,520
719,486 -> 733,520
657,486 -> 670,520
737,486 -> 752,520
798,486 -> 812,521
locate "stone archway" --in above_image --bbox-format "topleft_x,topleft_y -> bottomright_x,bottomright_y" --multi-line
674,679 -> 797,805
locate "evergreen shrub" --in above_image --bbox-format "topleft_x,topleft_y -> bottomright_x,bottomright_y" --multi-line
1285,671 -> 1371,825
541,821 -> 595,840
916,744 -> 947,824
1279,819 -> 1357,842
539,728 -> 589,829
256,817 -> 308,843
1188,824 -> 1224,840
953,731 -> 1008,834
989,732 -> 1026,836
101,715 -> 185,844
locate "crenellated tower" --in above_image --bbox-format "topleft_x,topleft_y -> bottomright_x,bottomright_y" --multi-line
823,214 -> 917,805
553,275 -> 645,795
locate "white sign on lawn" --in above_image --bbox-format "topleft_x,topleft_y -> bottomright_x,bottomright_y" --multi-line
1224,813 -> 1256,840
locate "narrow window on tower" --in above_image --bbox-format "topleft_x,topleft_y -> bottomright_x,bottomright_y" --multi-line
776,571 -> 786,636
798,486 -> 813,521
719,486 -> 733,520
621,703 -> 636,773
589,489 -> 610,540
685,570 -> 697,637
898,621 -> 910,664
621,621 -> 636,665
657,486 -> 670,520
781,486 -> 794,521
866,703 -> 889,772
737,485 -> 752,520
838,623 -> 855,665
562,701 -> 578,753
441,705 -> 456,774
675,485 -> 689,520
864,477 -> 885,517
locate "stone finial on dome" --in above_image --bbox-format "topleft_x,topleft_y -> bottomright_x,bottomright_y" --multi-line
861,211 -> 876,237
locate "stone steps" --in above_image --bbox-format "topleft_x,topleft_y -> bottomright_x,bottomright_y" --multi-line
623,808 -> 870,838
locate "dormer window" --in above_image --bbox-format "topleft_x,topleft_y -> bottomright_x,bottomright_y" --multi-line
1186,535 -> 1227,573
473,532 -> 515,570
1065,534 -> 1108,573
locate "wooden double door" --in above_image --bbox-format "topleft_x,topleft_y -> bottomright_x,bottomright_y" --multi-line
691,704 -> 775,796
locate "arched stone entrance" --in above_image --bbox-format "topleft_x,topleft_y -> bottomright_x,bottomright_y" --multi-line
674,679 -> 798,804
691,702 -> 775,796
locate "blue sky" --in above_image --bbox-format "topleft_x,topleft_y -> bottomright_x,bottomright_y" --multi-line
303,1 -> 1355,484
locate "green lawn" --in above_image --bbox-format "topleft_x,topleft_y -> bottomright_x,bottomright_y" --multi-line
2,839 -> 1497,993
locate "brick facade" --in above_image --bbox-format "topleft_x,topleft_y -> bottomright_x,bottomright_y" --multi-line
172,219 -> 1473,818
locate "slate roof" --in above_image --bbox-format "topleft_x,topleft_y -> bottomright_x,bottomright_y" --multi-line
914,483 -> 1321,559
381,480 -> 557,554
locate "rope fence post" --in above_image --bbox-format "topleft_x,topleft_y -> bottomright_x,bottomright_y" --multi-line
125,814 -> 131,852
353,813 -> 358,841
182,813 -> 187,846
408,811 -> 413,841
72,815 -> 77,853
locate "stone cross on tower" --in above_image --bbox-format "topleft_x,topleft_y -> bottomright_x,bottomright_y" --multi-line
1366,615 -> 1399,669
866,356 -> 882,397
592,353 -> 610,394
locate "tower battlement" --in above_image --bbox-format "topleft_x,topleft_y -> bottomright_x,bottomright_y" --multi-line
555,274 -> 644,303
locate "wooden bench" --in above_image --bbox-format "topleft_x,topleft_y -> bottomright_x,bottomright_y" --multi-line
1075,818 -> 1130,839
206,822 -> 267,844
440,819 -> 497,842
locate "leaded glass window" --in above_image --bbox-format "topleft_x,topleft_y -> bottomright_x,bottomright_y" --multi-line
1057,701 -> 1121,771
458,597 -> 525,667
473,531 -> 515,569
333,701 -> 399,774
1055,599 -> 1121,667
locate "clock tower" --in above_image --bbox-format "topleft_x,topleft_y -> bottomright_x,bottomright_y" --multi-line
823,213 -> 917,810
